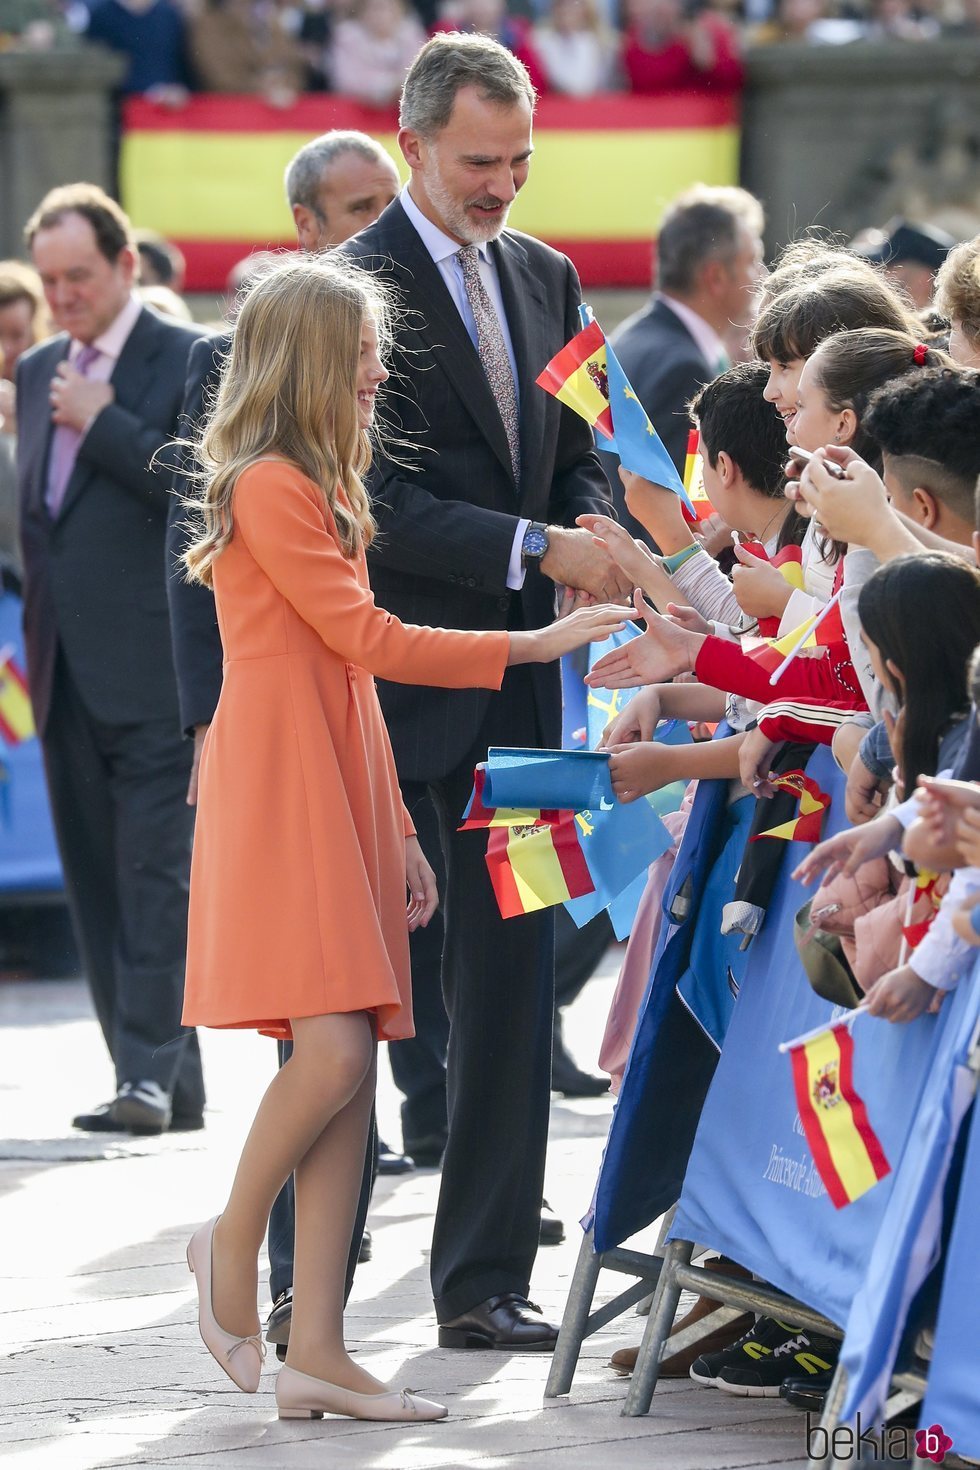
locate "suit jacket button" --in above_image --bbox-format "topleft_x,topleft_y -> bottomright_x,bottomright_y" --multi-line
466,576 -> 477,588
498,596 -> 510,612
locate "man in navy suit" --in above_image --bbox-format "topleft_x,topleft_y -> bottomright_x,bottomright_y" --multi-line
606,185 -> 765,543
17,185 -> 204,1134
343,33 -> 631,1349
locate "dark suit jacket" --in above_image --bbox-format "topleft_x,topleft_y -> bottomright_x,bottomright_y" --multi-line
166,331 -> 228,734
342,199 -> 613,783
602,296 -> 713,545
16,306 -> 200,735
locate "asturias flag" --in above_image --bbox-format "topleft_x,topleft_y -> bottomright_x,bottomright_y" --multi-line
787,1020 -> 891,1209
0,646 -> 35,747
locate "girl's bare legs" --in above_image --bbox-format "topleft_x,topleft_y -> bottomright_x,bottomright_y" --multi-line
209,1011 -> 374,1347
285,1049 -> 386,1393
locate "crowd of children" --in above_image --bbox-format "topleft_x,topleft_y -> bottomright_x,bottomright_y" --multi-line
586,232 -> 980,1405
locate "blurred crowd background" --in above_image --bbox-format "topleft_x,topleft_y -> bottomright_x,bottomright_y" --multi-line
2,0 -> 979,110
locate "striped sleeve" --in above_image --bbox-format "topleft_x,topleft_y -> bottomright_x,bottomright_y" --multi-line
755,698 -> 861,747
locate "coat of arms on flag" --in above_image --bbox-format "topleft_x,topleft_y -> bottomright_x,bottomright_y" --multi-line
784,1019 -> 891,1208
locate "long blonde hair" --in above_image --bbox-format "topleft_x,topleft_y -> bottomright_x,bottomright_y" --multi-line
184,253 -> 391,587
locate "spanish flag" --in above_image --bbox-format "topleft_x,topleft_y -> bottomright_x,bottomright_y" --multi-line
753,770 -> 831,844
486,815 -> 595,918
681,429 -> 713,523
788,1021 -> 890,1209
0,647 -> 35,746
535,320 -> 614,440
771,600 -> 846,658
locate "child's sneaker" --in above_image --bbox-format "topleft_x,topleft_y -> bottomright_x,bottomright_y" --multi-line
690,1316 -> 837,1396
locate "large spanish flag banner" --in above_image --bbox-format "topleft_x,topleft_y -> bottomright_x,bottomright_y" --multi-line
787,1020 -> 891,1210
120,94 -> 739,292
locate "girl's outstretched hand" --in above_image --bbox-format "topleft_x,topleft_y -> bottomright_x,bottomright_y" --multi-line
507,603 -> 629,665
586,589 -> 704,689
406,836 -> 438,932
792,812 -> 904,887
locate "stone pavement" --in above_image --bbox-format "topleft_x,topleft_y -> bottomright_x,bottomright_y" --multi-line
0,956 -> 807,1470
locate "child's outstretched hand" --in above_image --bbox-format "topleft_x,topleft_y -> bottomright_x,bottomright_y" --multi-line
738,725 -> 784,799
586,589 -> 704,689
576,513 -> 676,610
864,964 -> 939,1022
607,741 -> 677,802
793,812 -> 904,887
598,687 -> 662,748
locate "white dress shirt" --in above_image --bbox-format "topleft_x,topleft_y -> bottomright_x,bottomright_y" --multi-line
657,293 -> 729,376
399,185 -> 529,589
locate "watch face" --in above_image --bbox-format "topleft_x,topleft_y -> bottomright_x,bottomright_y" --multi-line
524,528 -> 549,558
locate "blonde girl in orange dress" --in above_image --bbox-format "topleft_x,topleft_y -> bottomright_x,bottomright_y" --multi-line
179,254 -> 626,1425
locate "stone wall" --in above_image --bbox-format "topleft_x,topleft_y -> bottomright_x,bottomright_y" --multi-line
0,47 -> 123,260
741,40 -> 980,251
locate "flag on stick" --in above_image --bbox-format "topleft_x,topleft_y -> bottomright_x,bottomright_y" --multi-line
537,318 -> 693,513
752,769 -> 831,844
681,429 -> 713,523
783,1018 -> 891,1209
0,644 -> 35,746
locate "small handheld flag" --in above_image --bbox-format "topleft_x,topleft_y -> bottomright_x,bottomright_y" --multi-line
0,644 -> 35,747
752,770 -> 831,844
766,588 -> 847,687
486,815 -> 595,918
781,1017 -> 891,1209
681,429 -> 713,523
536,317 -> 693,514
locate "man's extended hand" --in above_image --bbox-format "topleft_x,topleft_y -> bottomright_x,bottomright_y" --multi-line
50,360 -> 114,431
539,525 -> 634,602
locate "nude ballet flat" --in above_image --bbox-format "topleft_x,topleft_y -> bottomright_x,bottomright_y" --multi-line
275,1364 -> 448,1422
186,1217 -> 266,1393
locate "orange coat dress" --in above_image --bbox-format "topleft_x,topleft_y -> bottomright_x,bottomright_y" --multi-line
181,459 -> 509,1042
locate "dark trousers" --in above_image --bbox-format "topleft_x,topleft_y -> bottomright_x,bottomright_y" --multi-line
267,1038 -> 377,1304
402,664 -> 555,1322
42,654 -> 205,1116
389,789 -> 449,1152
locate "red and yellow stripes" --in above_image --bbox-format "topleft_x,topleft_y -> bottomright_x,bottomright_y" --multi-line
120,94 -> 740,290
0,648 -> 35,746
486,815 -> 594,918
790,1022 -> 891,1209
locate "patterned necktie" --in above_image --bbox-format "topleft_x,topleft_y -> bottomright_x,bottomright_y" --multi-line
46,343 -> 101,518
457,245 -> 521,484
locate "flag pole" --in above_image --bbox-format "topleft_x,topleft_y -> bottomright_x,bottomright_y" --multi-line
768,587 -> 845,688
778,1001 -> 867,1054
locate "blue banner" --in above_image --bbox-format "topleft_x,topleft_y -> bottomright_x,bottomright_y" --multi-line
669,750 -> 977,1334
838,971 -> 979,1426
0,591 -> 62,895
920,1085 -> 980,1460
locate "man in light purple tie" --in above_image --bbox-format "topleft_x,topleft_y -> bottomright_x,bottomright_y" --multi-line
16,183 -> 205,1135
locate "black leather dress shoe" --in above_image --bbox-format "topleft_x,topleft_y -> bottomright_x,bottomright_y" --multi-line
551,1048 -> 610,1098
72,1081 -> 172,1136
539,1200 -> 565,1246
377,1141 -> 415,1175
438,1294 -> 560,1351
403,1133 -> 446,1168
266,1288 -> 292,1361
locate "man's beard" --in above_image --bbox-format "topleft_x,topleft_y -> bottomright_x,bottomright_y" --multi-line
425,151 -> 511,244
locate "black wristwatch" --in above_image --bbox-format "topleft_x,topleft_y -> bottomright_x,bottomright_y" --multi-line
521,521 -> 550,566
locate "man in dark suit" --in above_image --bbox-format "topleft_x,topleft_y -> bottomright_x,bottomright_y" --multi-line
343,33 -> 632,1350
605,185 -> 765,543
18,184 -> 204,1135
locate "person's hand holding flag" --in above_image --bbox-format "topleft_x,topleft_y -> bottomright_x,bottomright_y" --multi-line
585,588 -> 705,689
731,542 -> 795,620
738,723 -> 784,798
607,739 -> 687,803
618,467 -> 695,554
